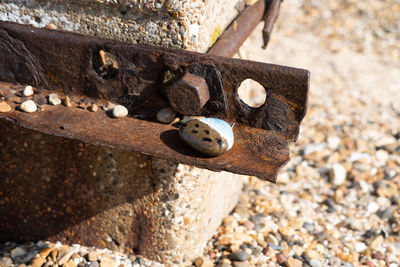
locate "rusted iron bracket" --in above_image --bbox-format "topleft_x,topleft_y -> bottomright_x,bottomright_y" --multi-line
0,3 -> 308,182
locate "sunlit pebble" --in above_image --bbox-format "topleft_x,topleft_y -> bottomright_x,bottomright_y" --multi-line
0,101 -> 11,113
89,104 -> 98,112
20,100 -> 37,113
112,105 -> 128,118
64,96 -> 72,107
48,93 -> 61,105
23,85 -> 34,97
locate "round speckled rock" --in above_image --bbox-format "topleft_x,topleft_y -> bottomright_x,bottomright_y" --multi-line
112,105 -> 128,118
20,100 -> 37,113
178,118 -> 234,156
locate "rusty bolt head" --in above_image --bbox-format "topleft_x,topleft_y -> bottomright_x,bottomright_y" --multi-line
165,72 -> 210,115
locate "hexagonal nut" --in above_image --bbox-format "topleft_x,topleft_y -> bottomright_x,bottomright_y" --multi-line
165,72 -> 210,115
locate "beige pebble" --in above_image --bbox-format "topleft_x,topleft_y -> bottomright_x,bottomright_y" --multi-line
64,96 -> 72,107
286,257 -> 302,267
20,100 -> 37,113
66,259 -> 76,267
48,93 -> 61,105
245,0 -> 258,5
59,251 -> 74,265
278,226 -> 295,237
305,250 -> 322,260
194,256 -> 213,267
88,251 -> 99,262
99,258 -> 116,267
102,102 -> 115,111
89,103 -> 98,112
0,101 -> 11,112
233,232 -> 253,243
23,85 -> 34,96
45,24 -> 57,30
112,105 -> 128,118
32,256 -> 46,267
39,247 -> 54,258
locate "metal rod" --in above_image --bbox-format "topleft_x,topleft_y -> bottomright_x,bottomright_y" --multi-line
207,0 -> 266,57
262,0 -> 282,49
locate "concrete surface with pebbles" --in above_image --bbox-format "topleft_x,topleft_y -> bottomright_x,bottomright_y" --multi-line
1,0 -> 400,266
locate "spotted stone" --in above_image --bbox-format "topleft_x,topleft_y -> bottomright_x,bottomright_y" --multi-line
179,118 -> 234,156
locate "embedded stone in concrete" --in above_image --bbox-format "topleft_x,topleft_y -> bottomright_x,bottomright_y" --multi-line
0,0 -> 239,52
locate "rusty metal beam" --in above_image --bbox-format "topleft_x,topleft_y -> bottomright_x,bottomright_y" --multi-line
0,20 -> 309,182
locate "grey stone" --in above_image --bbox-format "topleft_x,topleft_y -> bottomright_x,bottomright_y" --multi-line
10,247 -> 26,260
377,207 -> 393,220
303,222 -> 315,233
229,251 -> 249,262
156,107 -> 176,124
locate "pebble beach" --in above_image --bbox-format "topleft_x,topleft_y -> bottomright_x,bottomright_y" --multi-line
1,0 -> 399,266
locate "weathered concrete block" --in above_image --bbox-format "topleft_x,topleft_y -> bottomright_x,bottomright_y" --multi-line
0,0 -> 239,52
0,120 -> 244,264
0,0 -> 245,264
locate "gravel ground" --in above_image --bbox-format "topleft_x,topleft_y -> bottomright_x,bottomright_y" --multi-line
1,0 -> 399,266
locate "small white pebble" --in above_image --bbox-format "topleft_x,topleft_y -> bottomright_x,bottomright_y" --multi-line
112,105 -> 128,118
23,85 -> 34,96
156,107 -> 176,123
329,163 -> 346,186
48,93 -> 61,105
327,136 -> 341,150
20,100 -> 37,113
367,202 -> 379,213
354,242 -> 367,253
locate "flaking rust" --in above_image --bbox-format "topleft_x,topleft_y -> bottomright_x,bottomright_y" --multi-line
0,21 -> 309,182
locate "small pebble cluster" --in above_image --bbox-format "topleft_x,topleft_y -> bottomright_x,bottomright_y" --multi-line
0,85 -> 132,120
0,241 -> 161,267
